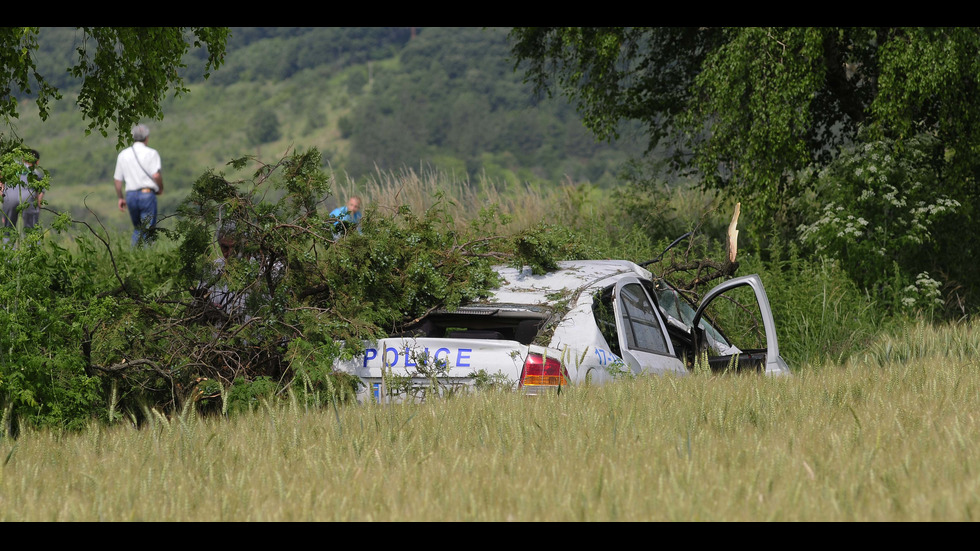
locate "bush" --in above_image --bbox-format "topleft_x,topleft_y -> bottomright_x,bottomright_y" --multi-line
737,237 -> 882,368
795,133 -> 960,317
0,231 -> 107,435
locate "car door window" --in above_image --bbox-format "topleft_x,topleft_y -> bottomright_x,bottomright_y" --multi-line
653,281 -> 730,349
695,284 -> 765,354
592,288 -> 622,357
619,282 -> 670,355
597,277 -> 684,376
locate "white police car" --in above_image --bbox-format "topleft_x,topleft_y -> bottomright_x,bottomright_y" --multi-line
334,259 -> 790,402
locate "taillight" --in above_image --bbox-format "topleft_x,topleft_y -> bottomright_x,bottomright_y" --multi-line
519,352 -> 568,392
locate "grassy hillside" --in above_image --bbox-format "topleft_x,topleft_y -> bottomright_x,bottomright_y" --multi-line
5,27 -> 642,234
9,64 -> 363,232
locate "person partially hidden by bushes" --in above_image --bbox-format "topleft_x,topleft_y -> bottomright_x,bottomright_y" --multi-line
184,220 -> 291,388
192,221 -> 284,324
192,222 -> 246,323
329,195 -> 362,238
1,148 -> 45,233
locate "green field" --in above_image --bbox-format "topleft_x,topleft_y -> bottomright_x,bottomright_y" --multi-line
1,317 -> 977,521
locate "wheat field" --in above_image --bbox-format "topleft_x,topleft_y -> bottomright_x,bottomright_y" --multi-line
1,319 -> 977,521
4,168 -> 976,521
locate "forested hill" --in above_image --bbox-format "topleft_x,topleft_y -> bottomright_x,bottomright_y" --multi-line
12,27 -> 644,224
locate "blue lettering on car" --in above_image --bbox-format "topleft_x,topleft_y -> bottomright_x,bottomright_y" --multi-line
362,347 -> 474,368
593,348 -> 622,366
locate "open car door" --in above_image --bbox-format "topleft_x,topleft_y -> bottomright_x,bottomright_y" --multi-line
691,274 -> 791,375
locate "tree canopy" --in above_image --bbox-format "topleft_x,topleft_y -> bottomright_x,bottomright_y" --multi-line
509,27 -> 980,313
1,27 -> 228,147
509,27 -> 980,213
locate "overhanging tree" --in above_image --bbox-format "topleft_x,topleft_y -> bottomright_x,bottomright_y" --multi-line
509,27 -> 980,312
1,26 -> 229,147
509,27 -> 980,217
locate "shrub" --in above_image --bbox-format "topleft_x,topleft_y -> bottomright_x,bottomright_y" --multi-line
0,231 -> 107,435
795,133 -> 960,316
737,237 -> 882,368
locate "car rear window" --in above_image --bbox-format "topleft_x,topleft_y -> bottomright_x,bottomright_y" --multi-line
390,306 -> 551,345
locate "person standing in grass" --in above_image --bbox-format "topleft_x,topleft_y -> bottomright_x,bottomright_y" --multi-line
114,124 -> 164,246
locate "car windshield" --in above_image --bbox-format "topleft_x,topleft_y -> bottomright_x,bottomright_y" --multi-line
652,280 -> 730,347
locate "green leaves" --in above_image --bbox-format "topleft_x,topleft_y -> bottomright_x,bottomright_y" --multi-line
512,222 -> 598,275
0,27 -> 62,123
795,133 -> 961,315
509,27 -> 980,237
2,27 -> 227,147
0,236 -> 105,433
685,28 -> 826,209
870,28 -> 980,183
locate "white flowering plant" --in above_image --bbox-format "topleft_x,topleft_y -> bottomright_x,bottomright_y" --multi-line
796,133 -> 959,315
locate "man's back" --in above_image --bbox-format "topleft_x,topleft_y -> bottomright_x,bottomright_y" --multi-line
114,142 -> 161,192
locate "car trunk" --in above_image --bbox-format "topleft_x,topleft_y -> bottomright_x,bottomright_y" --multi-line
333,305 -> 554,401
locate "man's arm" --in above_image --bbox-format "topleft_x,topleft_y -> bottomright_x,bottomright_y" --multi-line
152,172 -> 164,195
115,178 -> 126,210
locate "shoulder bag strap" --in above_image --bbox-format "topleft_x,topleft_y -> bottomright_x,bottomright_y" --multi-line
131,146 -> 157,181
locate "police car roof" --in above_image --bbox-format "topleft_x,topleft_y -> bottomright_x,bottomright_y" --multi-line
485,260 -> 653,305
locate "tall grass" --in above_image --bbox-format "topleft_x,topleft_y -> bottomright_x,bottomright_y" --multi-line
855,317 -> 980,368
340,165 -> 588,233
3,323 -> 978,521
343,164 -> 683,266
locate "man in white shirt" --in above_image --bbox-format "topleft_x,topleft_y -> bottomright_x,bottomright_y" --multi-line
114,124 -> 164,246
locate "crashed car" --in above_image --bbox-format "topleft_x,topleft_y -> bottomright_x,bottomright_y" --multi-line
334,258 -> 790,402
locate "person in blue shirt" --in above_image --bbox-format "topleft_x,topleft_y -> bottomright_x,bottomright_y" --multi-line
329,196 -> 362,236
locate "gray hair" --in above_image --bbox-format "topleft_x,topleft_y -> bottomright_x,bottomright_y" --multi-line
132,124 -> 150,142
216,221 -> 237,240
